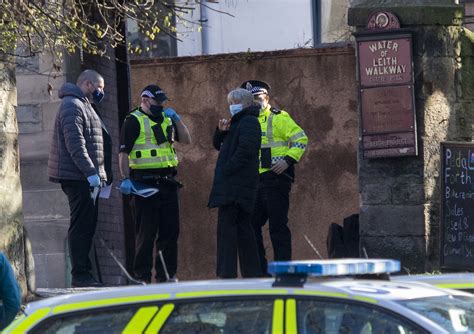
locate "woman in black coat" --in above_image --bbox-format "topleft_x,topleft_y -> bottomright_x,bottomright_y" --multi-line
208,89 -> 262,278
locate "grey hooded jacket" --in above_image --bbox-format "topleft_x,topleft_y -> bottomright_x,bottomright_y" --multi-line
48,83 -> 106,182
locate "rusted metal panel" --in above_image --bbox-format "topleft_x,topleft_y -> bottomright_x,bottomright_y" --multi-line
361,85 -> 414,134
363,132 -> 416,149
364,146 -> 417,159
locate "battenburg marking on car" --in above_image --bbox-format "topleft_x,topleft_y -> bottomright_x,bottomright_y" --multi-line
437,283 -> 474,290
4,259 -> 473,334
268,258 -> 401,276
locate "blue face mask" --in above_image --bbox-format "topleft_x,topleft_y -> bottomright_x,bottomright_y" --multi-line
92,89 -> 104,104
229,104 -> 243,116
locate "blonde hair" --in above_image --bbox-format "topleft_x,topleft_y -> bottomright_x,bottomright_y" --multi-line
227,89 -> 254,109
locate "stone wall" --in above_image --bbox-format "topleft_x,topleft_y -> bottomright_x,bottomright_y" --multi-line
349,0 -> 469,272
130,46 -> 360,280
0,56 -> 29,295
16,52 -> 69,288
83,51 -> 127,286
463,2 -> 474,31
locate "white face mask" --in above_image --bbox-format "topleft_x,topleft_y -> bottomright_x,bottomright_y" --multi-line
229,104 -> 243,116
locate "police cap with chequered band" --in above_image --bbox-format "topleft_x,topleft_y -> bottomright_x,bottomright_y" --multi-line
141,84 -> 168,103
240,80 -> 271,96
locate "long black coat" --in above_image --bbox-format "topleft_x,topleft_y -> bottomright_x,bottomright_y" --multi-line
208,105 -> 262,213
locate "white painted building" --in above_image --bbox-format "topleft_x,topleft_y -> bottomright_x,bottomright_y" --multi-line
176,0 -> 351,56
127,0 -> 351,60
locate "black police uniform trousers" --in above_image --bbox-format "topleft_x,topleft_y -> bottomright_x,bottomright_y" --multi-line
216,205 -> 262,278
132,182 -> 179,283
251,173 -> 292,275
61,180 -> 99,279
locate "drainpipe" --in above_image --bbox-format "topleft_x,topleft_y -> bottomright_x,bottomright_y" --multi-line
312,0 -> 321,45
200,3 -> 209,55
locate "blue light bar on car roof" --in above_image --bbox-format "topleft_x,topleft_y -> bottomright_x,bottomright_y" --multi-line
268,259 -> 400,277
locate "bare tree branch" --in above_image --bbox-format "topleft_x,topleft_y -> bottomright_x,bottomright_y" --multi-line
0,0 -> 228,67
196,0 -> 235,17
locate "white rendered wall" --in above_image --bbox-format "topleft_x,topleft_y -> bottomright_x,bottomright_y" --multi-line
176,3 -> 204,57
176,0 -> 314,56
320,0 -> 351,43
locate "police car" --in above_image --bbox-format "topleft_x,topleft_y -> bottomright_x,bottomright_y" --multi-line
394,273 -> 474,295
4,259 -> 474,333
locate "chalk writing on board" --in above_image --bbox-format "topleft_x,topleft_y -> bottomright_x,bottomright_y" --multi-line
442,144 -> 474,268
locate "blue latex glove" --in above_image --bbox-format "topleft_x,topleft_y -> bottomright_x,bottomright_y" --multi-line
87,174 -> 101,187
164,107 -> 181,122
120,179 -> 133,195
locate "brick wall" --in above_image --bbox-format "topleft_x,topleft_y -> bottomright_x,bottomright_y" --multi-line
83,49 -> 128,286
17,51 -> 70,288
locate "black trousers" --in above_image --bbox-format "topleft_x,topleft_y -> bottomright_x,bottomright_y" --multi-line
132,183 -> 179,282
251,175 -> 292,275
217,205 -> 262,278
61,181 -> 99,278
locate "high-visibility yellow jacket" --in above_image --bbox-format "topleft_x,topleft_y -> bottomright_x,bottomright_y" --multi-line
259,105 -> 308,174
128,109 -> 178,169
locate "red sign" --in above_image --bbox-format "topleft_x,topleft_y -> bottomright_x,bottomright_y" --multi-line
361,85 -> 414,134
363,133 -> 416,150
356,20 -> 417,159
364,146 -> 417,159
358,38 -> 412,87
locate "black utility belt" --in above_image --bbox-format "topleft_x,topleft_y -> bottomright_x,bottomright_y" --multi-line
133,175 -> 183,188
130,167 -> 176,178
259,171 -> 278,181
259,171 -> 294,182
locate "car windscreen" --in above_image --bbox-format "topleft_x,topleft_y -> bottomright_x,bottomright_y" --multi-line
398,295 -> 474,333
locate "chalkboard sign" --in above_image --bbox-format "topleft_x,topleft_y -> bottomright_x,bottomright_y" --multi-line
441,142 -> 474,270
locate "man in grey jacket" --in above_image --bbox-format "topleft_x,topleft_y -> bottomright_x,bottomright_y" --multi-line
48,69 -> 107,287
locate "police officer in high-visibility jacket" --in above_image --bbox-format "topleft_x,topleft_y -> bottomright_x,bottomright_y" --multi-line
241,80 -> 308,275
118,84 -> 191,283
